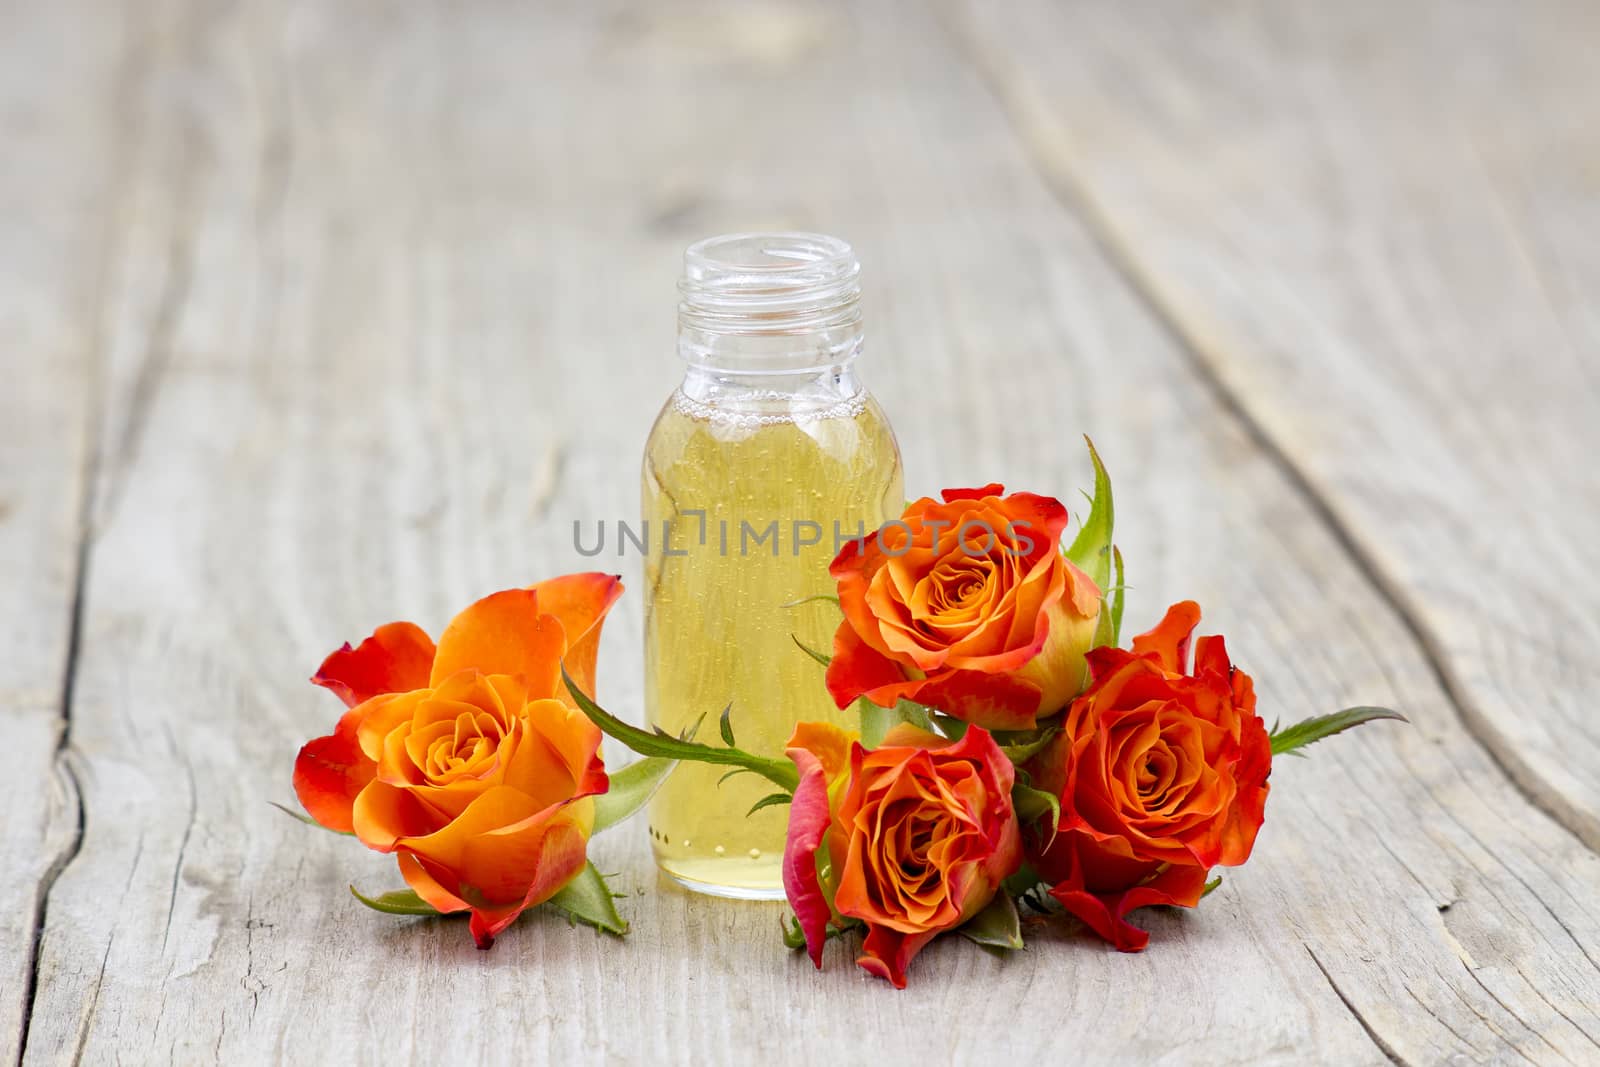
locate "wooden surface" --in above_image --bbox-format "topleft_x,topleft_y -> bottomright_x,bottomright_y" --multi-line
5,1 -> 1598,1063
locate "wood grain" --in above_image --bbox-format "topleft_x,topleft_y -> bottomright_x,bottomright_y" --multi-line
0,1 -> 121,1059
950,0 -> 1600,852
11,1 -> 1600,1064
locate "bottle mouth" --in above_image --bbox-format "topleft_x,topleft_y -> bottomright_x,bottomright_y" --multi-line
678,232 -> 862,338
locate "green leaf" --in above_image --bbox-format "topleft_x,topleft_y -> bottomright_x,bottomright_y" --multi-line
1065,436 -> 1115,591
859,698 -> 935,748
791,634 -> 832,668
747,792 -> 792,817
719,704 -> 736,747
960,892 -> 1023,950
780,593 -> 842,610
1202,876 -> 1222,899
350,885 -> 440,916
1269,706 -> 1408,756
545,862 -> 628,937
270,801 -> 354,836
563,665 -> 799,792
999,727 -> 1059,765
593,756 -> 677,833
718,768 -> 755,787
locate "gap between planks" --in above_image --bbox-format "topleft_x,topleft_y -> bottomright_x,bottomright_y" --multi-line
935,0 -> 1600,861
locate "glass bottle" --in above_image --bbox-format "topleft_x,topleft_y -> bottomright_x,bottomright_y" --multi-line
641,233 -> 904,898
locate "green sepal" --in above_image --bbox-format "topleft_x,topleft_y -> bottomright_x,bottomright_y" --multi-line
1091,544 -> 1127,651
781,914 -> 806,949
1001,863 -> 1045,898
1065,436 -> 1114,592
930,713 -> 970,740
271,801 -> 354,836
1269,706 -> 1407,756
781,913 -> 860,951
1012,782 -> 1060,827
791,634 -> 832,668
747,792 -> 792,817
593,756 -> 677,833
1202,876 -> 1222,899
859,698 -> 935,749
719,704 -> 737,747
563,665 -> 799,793
960,891 -> 1023,950
1108,545 -> 1126,646
545,862 -> 628,937
349,885 -> 439,916
999,727 -> 1059,765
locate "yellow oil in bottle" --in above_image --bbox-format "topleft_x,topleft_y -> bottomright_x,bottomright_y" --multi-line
642,389 -> 903,897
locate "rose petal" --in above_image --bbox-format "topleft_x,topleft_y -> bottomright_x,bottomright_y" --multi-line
397,851 -> 469,914
312,621 -> 436,707
428,589 -> 567,694
825,621 -> 915,709
938,484 -> 1006,503
292,711 -> 373,833
1130,601 -> 1202,674
911,668 -> 1044,731
351,778 -> 445,850
528,572 -> 624,705
400,787 -> 591,909
856,925 -> 939,989
783,722 -> 855,968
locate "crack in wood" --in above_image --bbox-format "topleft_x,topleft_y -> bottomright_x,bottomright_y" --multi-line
15,534 -> 93,1067
1306,946 -> 1410,1066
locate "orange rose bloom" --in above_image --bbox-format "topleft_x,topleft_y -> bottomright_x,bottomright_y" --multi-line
783,721 -> 1021,988
293,573 -> 623,948
1025,601 -> 1271,950
826,485 -> 1100,730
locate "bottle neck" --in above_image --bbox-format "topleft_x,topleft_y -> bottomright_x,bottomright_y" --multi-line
675,232 -> 865,414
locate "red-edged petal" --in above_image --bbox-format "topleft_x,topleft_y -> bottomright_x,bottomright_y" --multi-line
939,484 -> 1006,503
292,709 -> 374,833
912,669 -> 1043,731
528,572 -> 624,704
856,925 -> 938,989
825,621 -> 915,710
312,622 -> 436,707
1130,601 -> 1202,675
784,743 -> 839,968
1047,840 -> 1211,952
990,491 -> 1070,549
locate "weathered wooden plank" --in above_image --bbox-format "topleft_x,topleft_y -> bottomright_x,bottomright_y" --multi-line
19,1 -> 1600,1064
0,3 -> 121,1061
950,0 -> 1600,854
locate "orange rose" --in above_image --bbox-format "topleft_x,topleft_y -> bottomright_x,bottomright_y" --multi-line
826,485 -> 1100,730
293,573 -> 623,947
783,721 -> 1021,988
1025,601 -> 1271,950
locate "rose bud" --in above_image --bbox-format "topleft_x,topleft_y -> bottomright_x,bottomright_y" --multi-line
1025,600 -> 1272,951
293,573 -> 623,948
825,485 -> 1100,730
784,721 -> 1022,988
